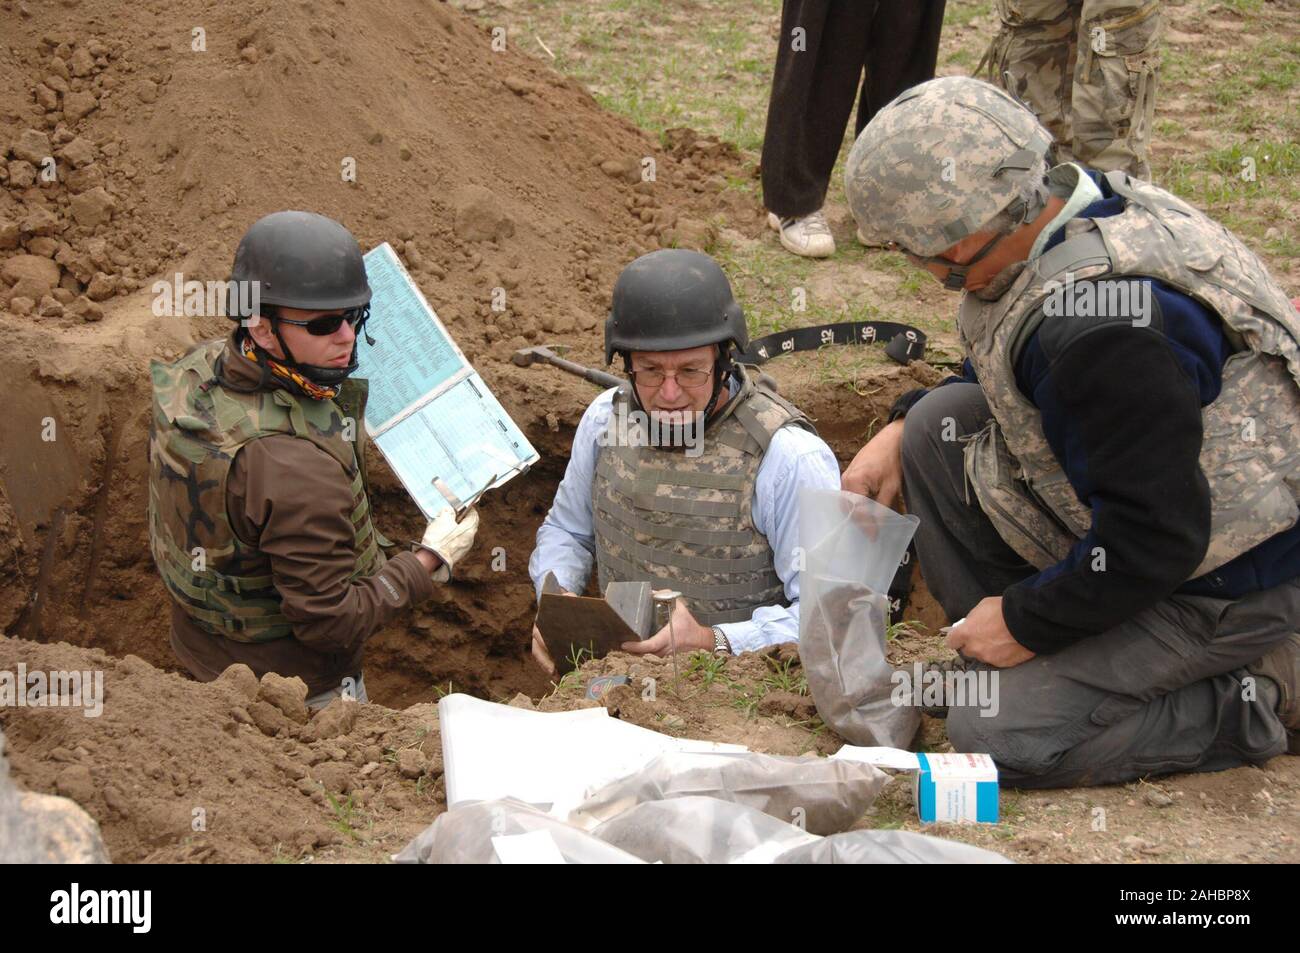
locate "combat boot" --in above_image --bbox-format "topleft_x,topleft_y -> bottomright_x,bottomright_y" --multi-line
1248,634 -> 1300,754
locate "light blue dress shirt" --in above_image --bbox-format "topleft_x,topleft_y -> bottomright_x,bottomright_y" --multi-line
528,382 -> 842,653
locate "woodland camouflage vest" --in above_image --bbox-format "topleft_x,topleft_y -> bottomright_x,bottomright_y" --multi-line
592,367 -> 816,626
960,170 -> 1300,577
148,338 -> 385,642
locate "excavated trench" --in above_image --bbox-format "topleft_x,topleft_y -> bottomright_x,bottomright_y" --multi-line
0,310 -> 938,711
0,320 -> 563,708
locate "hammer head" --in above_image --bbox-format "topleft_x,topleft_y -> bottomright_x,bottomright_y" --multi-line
511,344 -> 565,367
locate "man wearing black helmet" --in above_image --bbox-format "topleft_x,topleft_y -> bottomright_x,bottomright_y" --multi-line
527,249 -> 841,675
149,211 -> 477,707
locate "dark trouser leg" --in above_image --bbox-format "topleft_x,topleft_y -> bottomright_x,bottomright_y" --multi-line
900,383 -> 1036,622
902,384 -> 1295,787
760,0 -> 874,217
947,581 -> 1297,788
854,0 -> 948,136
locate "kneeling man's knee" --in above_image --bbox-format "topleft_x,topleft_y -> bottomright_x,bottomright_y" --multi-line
900,384 -> 984,469
946,693 -> 1051,777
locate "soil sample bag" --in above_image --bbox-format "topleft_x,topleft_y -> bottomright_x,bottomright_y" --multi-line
571,750 -> 887,835
591,796 -> 820,864
394,799 -> 643,864
798,487 -> 920,749
774,828 -> 1013,864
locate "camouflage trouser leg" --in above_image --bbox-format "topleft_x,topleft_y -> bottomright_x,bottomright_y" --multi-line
984,0 -> 1160,179
983,0 -> 1078,160
1070,0 -> 1161,178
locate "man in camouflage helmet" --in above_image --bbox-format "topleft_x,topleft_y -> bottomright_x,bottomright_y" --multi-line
527,249 -> 840,675
842,77 -> 1300,787
981,0 -> 1162,179
149,211 -> 478,708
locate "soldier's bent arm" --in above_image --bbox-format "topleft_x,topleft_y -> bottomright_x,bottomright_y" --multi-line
229,434 -> 435,654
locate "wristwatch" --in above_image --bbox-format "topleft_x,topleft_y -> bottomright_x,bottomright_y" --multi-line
712,626 -> 732,655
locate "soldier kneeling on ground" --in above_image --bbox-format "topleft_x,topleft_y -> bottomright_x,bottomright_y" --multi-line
841,77 -> 1300,788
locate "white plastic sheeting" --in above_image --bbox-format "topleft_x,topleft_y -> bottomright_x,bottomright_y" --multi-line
775,829 -> 1014,864
397,695 -> 1011,864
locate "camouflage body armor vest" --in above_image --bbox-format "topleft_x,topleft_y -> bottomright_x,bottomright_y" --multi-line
148,338 -> 385,642
960,170 -> 1300,577
592,367 -> 816,625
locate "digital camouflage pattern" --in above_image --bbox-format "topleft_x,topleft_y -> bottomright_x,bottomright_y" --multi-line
592,367 -> 815,626
961,169 -> 1300,578
982,0 -> 1162,179
148,338 -> 384,642
844,76 -> 1053,256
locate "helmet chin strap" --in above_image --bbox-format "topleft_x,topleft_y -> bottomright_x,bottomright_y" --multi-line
926,231 -> 1006,291
704,350 -> 735,425
915,183 -> 1044,291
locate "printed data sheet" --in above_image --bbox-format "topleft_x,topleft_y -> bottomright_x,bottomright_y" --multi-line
356,243 -> 538,519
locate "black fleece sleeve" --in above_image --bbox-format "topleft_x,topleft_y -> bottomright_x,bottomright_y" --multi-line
888,359 -> 980,422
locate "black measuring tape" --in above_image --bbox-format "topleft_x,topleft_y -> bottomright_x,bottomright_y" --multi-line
736,320 -> 927,367
736,319 -> 930,616
888,544 -> 918,620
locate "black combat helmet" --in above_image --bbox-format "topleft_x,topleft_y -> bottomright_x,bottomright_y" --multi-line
604,249 -> 748,365
227,210 -> 372,387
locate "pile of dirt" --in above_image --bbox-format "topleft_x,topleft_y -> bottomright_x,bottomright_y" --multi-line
0,0 -> 743,356
0,635 -> 860,863
0,637 -> 450,862
538,642 -> 837,755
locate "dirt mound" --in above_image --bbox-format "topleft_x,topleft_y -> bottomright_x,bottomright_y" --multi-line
0,637 -> 450,862
539,642 -> 839,755
0,0 -> 742,348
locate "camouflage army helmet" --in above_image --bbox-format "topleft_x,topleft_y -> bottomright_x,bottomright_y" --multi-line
844,76 -> 1053,259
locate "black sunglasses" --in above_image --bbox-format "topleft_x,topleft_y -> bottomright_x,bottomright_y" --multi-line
272,305 -> 369,336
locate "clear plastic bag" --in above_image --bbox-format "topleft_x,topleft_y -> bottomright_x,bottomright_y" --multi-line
774,828 -> 1013,864
798,487 -> 921,749
591,796 -> 820,864
394,799 -> 644,864
394,797 -> 1014,865
800,486 -> 919,591
571,750 -> 887,835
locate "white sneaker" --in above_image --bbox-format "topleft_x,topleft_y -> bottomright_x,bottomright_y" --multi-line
767,210 -> 835,258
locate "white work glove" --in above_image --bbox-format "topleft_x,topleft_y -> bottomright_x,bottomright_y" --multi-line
418,507 -> 479,582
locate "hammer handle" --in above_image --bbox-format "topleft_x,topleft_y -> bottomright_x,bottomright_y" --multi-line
545,353 -> 623,389
584,367 -> 624,389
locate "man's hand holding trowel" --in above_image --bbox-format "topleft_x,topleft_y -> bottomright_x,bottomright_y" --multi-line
621,595 -> 715,657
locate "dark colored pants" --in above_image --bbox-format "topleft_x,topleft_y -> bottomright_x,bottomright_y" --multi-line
900,383 -> 1296,788
761,0 -> 948,217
